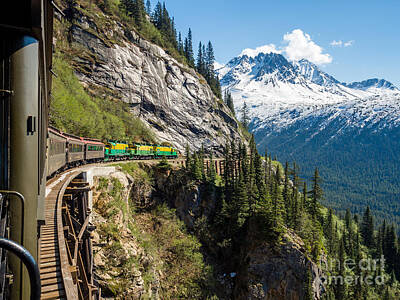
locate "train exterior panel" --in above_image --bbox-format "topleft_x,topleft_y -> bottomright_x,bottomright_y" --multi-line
0,0 -> 54,297
105,141 -> 129,159
155,145 -> 178,157
135,144 -> 155,156
47,127 -> 67,177
84,140 -> 105,161
67,138 -> 85,164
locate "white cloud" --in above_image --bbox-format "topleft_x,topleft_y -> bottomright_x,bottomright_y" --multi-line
330,39 -> 354,47
283,29 -> 332,65
239,44 -> 281,58
330,40 -> 343,47
344,40 -> 354,47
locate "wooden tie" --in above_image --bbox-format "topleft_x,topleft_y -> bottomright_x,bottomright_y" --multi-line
39,180 -> 66,300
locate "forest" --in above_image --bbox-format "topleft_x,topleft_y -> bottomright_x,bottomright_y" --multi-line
184,136 -> 400,299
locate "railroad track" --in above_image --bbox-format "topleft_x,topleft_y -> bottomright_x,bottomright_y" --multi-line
37,158 -> 220,299
39,171 -> 78,300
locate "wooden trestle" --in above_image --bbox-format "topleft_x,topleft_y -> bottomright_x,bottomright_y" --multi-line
39,171 -> 99,300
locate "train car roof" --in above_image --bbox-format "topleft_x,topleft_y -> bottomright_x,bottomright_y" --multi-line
48,126 -> 67,139
66,136 -> 84,145
83,139 -> 105,146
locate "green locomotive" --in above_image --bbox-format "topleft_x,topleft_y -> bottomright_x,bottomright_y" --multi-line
104,141 -> 178,160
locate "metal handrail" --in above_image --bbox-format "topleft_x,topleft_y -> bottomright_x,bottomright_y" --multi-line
0,190 -> 26,300
0,190 -> 25,247
0,238 -> 41,300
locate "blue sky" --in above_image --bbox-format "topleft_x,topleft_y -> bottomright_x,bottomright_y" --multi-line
149,0 -> 400,87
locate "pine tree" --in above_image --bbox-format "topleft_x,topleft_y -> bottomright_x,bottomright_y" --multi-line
224,90 -> 235,115
234,171 -> 249,229
196,41 -> 205,76
185,28 -> 195,67
152,1 -> 162,28
191,152 -> 202,180
309,167 -> 322,220
205,41 -> 215,81
207,152 -> 216,185
254,153 -> 267,214
185,143 -> 191,170
361,206 -> 374,248
283,162 -> 290,209
384,225 -> 398,274
145,0 -> 151,14
302,182 -> 307,210
133,0 -> 146,29
241,101 -> 250,129
178,32 -> 184,55
304,267 -> 313,300
200,144 -> 206,181
335,237 -> 346,299
325,208 -> 334,253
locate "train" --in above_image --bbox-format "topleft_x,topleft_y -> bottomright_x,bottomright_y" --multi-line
1,0 -> 55,298
47,126 -> 178,178
1,2 -> 178,299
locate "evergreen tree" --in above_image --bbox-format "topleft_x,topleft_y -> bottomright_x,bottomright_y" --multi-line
361,206 -> 374,248
304,267 -> 313,300
199,144 -> 206,181
207,152 -> 216,185
191,153 -> 202,180
309,167 -> 322,220
145,0 -> 151,14
335,237 -> 346,299
283,162 -> 290,223
385,225 -> 398,274
196,41 -> 205,76
185,143 -> 191,170
205,41 -> 215,80
152,1 -> 162,28
178,32 -> 184,55
241,101 -> 250,129
184,28 -> 195,67
224,90 -> 235,115
325,208 -> 334,253
291,162 -> 300,229
302,182 -> 307,210
254,152 -> 267,214
234,171 -> 249,229
132,0 -> 146,29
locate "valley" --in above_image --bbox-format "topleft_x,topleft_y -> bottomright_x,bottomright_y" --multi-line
217,51 -> 400,226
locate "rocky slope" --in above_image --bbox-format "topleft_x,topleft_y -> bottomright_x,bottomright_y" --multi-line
91,163 -> 218,299
55,2 -> 244,154
235,229 -> 325,300
154,167 -> 326,299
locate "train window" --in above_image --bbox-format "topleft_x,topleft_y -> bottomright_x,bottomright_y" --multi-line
88,145 -> 103,151
69,143 -> 83,153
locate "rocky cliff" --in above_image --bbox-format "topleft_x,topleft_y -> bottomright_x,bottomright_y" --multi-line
153,167 -> 326,299
54,2 -> 244,153
235,229 -> 326,300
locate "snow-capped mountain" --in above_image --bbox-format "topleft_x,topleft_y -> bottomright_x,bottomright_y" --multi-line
343,78 -> 398,91
217,50 -> 400,226
217,51 -> 399,133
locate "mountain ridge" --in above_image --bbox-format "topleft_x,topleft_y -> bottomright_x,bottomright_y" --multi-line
217,49 -> 400,230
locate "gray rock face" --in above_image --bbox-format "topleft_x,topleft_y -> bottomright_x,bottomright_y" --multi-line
69,15 -> 243,154
239,230 -> 326,300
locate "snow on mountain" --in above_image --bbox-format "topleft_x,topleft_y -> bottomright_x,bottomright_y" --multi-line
217,51 -> 399,137
217,48 -> 400,226
343,78 -> 399,91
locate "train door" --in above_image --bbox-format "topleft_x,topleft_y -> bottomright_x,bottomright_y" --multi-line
0,34 -> 11,300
